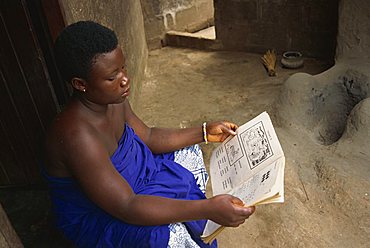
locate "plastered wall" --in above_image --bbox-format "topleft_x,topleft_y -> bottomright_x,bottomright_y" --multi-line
140,0 -> 214,50
214,0 -> 339,60
59,0 -> 148,107
336,0 -> 370,61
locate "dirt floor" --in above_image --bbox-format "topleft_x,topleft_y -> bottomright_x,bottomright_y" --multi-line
1,46 -> 369,247
135,47 -> 370,248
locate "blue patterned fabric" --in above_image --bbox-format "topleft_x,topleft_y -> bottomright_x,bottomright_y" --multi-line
45,124 -> 217,248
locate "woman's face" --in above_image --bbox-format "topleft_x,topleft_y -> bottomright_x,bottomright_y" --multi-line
84,46 -> 130,105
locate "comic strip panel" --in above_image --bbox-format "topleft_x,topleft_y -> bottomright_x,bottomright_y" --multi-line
224,136 -> 244,166
240,121 -> 273,170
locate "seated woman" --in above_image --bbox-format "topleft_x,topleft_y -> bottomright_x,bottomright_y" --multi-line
44,21 -> 255,248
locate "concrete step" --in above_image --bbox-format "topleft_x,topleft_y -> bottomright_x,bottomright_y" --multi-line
165,26 -> 222,50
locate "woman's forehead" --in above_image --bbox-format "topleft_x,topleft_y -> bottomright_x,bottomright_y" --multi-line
91,47 -> 125,73
95,47 -> 124,64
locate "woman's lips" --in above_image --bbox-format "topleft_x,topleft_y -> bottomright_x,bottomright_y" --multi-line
122,86 -> 130,96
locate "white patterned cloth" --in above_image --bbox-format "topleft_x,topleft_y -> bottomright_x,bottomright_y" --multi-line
167,144 -> 208,248
174,144 -> 208,194
168,223 -> 200,248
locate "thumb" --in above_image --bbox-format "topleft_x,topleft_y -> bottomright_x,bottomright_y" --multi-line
231,196 -> 245,206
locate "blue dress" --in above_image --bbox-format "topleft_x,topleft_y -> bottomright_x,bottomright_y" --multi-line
45,124 -> 217,248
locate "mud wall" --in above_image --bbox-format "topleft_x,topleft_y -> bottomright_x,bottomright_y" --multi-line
336,0 -> 370,61
140,0 -> 214,50
214,0 -> 339,59
59,0 -> 148,107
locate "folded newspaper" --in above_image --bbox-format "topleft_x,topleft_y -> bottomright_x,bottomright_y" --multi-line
201,112 -> 285,243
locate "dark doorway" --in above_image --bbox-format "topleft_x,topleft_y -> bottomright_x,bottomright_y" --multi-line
0,0 -> 67,186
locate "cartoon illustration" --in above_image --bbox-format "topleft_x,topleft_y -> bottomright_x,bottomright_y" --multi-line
241,122 -> 273,169
225,138 -> 243,165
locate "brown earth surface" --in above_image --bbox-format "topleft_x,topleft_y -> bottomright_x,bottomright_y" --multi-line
135,47 -> 370,248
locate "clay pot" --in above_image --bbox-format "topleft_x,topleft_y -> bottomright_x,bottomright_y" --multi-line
281,51 -> 304,69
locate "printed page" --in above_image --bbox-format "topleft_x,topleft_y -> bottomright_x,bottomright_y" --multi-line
202,220 -> 223,239
202,156 -> 285,240
210,112 -> 284,195
230,156 -> 285,206
202,112 -> 285,241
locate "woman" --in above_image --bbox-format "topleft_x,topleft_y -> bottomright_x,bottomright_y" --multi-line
44,21 -> 255,248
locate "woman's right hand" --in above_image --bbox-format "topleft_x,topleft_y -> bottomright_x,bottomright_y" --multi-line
207,194 -> 255,227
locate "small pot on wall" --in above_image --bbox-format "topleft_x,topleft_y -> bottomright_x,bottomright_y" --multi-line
281,51 -> 304,69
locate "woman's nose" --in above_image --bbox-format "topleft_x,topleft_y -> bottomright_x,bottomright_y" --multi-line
120,76 -> 129,87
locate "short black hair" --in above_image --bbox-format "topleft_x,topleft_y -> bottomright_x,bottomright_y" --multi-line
54,21 -> 118,83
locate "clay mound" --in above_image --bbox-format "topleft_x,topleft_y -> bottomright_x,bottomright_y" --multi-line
268,62 -> 370,247
337,97 -> 370,155
276,63 -> 370,147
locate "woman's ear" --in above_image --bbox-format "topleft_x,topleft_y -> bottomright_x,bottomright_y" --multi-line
71,77 -> 87,93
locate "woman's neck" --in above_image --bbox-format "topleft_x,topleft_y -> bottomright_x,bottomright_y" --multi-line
72,94 -> 109,117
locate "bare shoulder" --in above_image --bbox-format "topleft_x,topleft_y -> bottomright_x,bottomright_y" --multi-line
45,106 -> 102,177
50,110 -> 96,147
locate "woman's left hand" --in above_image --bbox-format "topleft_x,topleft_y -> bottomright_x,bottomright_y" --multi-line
206,121 -> 238,143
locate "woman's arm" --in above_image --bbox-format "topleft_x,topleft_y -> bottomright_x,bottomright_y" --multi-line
121,193 -> 254,226
61,126 -> 254,226
123,100 -> 238,153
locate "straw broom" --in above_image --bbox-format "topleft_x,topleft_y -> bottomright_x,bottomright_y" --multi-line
261,49 -> 277,76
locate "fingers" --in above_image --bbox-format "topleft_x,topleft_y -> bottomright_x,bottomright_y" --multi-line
231,196 -> 255,216
207,121 -> 238,143
229,205 -> 254,227
225,121 -> 238,132
221,123 -> 237,136
243,206 -> 255,217
210,195 -> 255,227
221,121 -> 238,135
234,204 -> 255,217
235,207 -> 255,227
230,196 -> 255,221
